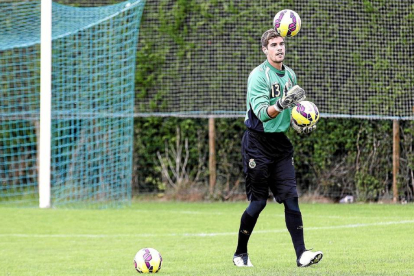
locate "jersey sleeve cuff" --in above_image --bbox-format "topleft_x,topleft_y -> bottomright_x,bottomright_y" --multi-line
260,106 -> 273,122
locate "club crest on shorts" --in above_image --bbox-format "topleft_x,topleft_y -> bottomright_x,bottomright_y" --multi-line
249,159 -> 256,169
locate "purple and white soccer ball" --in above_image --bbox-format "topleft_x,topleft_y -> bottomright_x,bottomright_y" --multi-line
134,248 -> 162,273
273,9 -> 302,37
291,101 -> 320,127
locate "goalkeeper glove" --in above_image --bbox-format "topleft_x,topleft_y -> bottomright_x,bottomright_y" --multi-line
274,85 -> 306,112
291,121 -> 317,134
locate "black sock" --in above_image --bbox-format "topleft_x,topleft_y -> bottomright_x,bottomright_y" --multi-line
285,209 -> 306,259
235,211 -> 258,255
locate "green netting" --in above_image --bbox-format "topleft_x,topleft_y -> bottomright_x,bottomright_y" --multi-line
0,1 -> 40,206
0,0 -> 145,207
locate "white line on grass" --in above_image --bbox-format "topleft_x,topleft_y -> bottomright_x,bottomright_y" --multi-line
1,220 -> 414,238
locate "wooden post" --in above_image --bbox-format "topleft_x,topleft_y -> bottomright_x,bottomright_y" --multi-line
392,119 -> 400,203
208,117 -> 216,196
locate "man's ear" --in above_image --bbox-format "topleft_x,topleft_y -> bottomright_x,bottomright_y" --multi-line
262,47 -> 268,55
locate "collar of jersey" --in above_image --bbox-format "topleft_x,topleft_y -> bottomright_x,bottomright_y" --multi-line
265,60 -> 285,76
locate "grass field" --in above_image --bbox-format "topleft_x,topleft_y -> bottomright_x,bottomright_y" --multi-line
1,201 -> 414,275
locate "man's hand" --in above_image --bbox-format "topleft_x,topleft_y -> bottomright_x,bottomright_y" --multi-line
274,85 -> 306,112
291,121 -> 317,134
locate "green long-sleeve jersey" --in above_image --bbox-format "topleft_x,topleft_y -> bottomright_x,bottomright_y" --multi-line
244,60 -> 298,133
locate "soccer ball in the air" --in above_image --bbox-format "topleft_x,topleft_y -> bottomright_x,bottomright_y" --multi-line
291,101 -> 320,127
273,9 -> 301,37
134,248 -> 162,273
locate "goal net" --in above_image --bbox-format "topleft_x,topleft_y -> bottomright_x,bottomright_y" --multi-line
0,0 -> 145,206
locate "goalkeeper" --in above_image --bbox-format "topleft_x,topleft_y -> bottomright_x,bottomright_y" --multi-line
233,29 -> 323,268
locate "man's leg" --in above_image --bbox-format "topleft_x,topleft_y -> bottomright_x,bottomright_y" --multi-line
268,155 -> 304,259
284,197 -> 323,267
283,197 -> 306,259
235,130 -> 270,266
233,199 -> 267,267
270,153 -> 323,267
235,200 -> 267,255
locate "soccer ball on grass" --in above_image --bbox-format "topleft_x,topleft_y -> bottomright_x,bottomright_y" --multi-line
273,9 -> 301,37
134,248 -> 162,273
291,101 -> 320,128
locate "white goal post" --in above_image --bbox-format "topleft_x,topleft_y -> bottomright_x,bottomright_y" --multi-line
39,0 -> 52,208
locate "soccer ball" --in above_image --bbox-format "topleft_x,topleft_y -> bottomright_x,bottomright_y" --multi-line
291,101 -> 320,127
134,248 -> 162,273
273,9 -> 301,37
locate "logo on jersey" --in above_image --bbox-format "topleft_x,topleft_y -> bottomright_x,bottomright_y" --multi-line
271,83 -> 281,98
249,159 -> 256,169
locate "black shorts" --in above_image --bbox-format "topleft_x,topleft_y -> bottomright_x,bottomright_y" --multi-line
242,129 -> 298,203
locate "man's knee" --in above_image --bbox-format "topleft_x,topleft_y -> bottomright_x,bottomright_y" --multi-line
246,200 -> 267,218
283,197 -> 300,212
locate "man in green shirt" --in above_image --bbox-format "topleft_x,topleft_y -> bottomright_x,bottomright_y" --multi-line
233,29 -> 323,268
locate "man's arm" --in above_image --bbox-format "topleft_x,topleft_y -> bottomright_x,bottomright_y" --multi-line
266,105 -> 280,118
248,74 -> 274,122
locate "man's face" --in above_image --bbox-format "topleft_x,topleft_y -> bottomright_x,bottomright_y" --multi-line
264,36 -> 285,65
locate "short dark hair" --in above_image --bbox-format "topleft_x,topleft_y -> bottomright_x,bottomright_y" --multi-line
261,29 -> 282,47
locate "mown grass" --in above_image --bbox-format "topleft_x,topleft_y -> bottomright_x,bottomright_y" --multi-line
1,201 -> 414,275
